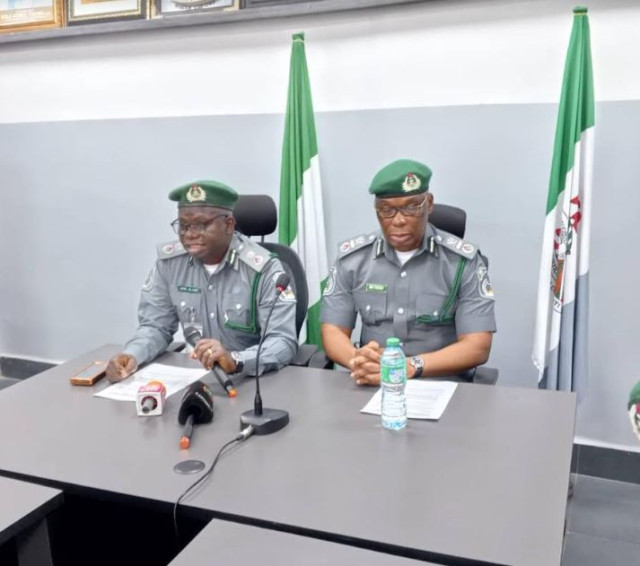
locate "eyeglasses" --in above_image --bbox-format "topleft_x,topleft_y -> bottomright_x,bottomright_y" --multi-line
375,198 -> 427,219
170,214 -> 229,236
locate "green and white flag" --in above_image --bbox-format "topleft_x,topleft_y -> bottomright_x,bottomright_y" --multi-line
279,32 -> 328,347
533,7 -> 594,398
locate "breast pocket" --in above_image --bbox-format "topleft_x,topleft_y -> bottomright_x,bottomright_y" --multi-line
354,291 -> 388,325
223,292 -> 254,332
171,292 -> 202,327
415,293 -> 454,326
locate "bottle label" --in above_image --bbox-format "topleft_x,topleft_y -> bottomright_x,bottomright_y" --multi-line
381,363 -> 405,384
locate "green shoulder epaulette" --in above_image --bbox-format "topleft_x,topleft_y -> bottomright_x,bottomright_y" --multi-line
235,239 -> 271,273
337,232 -> 377,259
433,231 -> 479,260
156,240 -> 188,260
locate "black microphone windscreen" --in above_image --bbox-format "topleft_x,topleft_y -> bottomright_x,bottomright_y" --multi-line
275,272 -> 291,293
183,326 -> 202,348
178,380 -> 214,425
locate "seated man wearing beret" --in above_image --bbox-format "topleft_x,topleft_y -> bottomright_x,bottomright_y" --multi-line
321,159 -> 496,385
106,180 -> 298,383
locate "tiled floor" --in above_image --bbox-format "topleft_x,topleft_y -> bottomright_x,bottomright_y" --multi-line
563,474 -> 640,565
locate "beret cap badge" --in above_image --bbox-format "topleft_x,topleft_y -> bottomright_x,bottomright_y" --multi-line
186,184 -> 207,203
402,173 -> 421,193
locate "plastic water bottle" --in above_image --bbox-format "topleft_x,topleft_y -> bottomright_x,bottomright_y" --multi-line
380,337 -> 407,430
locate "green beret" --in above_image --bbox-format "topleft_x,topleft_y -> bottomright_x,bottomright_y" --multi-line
628,381 -> 640,410
168,180 -> 238,210
368,159 -> 432,198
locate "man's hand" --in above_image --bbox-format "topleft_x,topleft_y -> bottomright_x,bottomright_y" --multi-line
349,341 -> 383,386
106,354 -> 138,383
191,339 -> 236,373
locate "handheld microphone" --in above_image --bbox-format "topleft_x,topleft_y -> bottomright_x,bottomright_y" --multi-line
183,326 -> 238,398
239,272 -> 291,435
178,380 -> 214,449
136,381 -> 166,416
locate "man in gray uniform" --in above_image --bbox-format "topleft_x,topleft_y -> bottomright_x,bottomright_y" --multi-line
321,159 -> 496,385
106,180 -> 298,383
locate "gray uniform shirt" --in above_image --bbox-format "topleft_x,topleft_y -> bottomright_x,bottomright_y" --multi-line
321,224 -> 496,357
123,232 -> 298,377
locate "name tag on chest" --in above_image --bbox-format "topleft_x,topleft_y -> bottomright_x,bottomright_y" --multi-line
365,283 -> 387,293
177,285 -> 201,294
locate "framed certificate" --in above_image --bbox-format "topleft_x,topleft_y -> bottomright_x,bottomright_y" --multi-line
66,0 -> 146,24
154,0 -> 239,17
0,0 -> 63,33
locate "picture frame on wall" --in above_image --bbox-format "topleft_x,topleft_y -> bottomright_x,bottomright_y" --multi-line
153,0 -> 239,17
66,0 -> 146,25
0,0 -> 63,34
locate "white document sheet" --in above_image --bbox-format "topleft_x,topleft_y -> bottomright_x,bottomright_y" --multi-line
93,363 -> 208,402
361,380 -> 458,420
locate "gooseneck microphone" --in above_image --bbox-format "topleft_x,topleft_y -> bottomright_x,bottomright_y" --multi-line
183,326 -> 238,398
239,272 -> 291,435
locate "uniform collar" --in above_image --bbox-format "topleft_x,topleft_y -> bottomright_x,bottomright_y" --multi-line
187,235 -> 237,269
224,233 -> 242,270
378,224 -> 438,260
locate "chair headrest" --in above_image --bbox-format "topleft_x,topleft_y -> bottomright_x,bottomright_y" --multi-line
430,204 -> 466,239
234,195 -> 277,237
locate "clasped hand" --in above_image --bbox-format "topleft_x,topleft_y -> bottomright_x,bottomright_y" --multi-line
348,341 -> 383,386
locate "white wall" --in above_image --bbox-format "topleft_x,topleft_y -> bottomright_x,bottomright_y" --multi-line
1,0 -> 640,124
1,0 -> 639,452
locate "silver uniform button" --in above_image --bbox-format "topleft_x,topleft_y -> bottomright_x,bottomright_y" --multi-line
208,285 -> 213,291
210,312 -> 215,319
397,307 -> 404,314
180,301 -> 186,308
400,271 -> 407,278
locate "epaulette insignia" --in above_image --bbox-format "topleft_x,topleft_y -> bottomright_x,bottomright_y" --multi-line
157,240 -> 188,260
434,233 -> 478,260
237,241 -> 270,273
338,233 -> 377,258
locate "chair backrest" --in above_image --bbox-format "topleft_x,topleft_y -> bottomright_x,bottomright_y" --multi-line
233,195 -> 309,338
429,203 -> 466,238
430,203 -> 489,267
233,194 -> 277,239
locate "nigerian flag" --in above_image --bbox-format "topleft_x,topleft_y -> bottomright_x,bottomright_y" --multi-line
279,32 -> 328,347
533,6 -> 594,399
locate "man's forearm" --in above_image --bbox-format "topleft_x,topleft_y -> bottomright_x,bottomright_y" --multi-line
238,333 -> 298,377
321,324 -> 356,368
419,334 -> 492,377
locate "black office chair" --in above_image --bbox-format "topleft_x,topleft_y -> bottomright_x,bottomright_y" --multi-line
234,194 -> 316,367
429,203 -> 466,239
310,203 -> 499,385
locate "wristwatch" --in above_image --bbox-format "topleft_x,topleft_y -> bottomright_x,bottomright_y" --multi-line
409,356 -> 424,378
229,351 -> 244,375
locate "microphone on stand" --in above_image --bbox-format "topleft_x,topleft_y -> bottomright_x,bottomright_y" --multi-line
239,272 -> 291,435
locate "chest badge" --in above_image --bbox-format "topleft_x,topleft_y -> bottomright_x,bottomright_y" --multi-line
178,285 -> 201,294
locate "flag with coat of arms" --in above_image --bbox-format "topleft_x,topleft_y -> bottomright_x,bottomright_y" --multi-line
533,6 -> 594,399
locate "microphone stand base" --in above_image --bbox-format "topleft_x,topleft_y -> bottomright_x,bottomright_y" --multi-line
240,408 -> 289,435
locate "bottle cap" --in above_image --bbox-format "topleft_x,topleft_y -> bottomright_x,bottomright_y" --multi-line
386,337 -> 401,347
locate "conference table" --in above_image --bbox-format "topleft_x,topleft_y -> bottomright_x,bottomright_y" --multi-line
0,345 -> 576,566
169,519 -> 436,565
0,476 -> 63,566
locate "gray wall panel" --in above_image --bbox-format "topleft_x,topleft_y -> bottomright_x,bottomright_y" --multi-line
0,101 -> 637,447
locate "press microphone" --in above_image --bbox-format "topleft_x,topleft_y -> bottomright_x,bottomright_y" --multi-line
183,326 -> 237,398
178,380 -> 214,449
239,271 -> 291,435
136,381 -> 166,416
